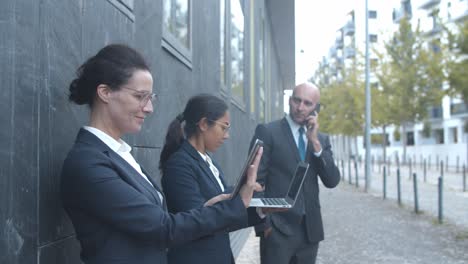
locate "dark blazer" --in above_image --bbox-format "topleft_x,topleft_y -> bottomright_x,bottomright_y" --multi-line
61,129 -> 249,264
161,140 -> 262,264
251,117 -> 340,243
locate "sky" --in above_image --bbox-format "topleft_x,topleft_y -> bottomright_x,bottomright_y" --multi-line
294,0 -> 360,83
285,0 -> 361,112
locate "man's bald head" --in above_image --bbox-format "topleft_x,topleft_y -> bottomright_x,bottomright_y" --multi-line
289,82 -> 321,125
293,82 -> 320,101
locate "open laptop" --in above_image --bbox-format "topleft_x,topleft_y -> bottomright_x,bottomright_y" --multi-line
249,162 -> 309,208
230,139 -> 264,198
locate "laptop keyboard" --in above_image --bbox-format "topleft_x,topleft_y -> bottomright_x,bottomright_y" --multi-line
260,198 -> 289,206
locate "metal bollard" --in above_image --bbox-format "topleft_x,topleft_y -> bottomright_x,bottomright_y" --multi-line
354,159 -> 359,188
428,155 -> 431,170
456,156 -> 459,173
423,159 -> 427,183
348,159 -> 352,184
342,160 -> 345,181
413,173 -> 419,213
388,159 -> 391,177
397,168 -> 401,206
463,164 -> 466,193
383,166 -> 387,200
438,176 -> 443,224
441,161 -> 444,180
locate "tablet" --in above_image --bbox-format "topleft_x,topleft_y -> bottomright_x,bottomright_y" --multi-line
230,139 -> 263,198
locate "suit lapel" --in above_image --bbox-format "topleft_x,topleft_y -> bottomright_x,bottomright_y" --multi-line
141,166 -> 167,210
280,118 -> 301,162
76,129 -> 163,206
107,151 -> 163,205
213,159 -> 228,192
181,141 -> 223,194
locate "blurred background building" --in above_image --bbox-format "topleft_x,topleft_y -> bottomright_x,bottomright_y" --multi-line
313,0 -> 467,167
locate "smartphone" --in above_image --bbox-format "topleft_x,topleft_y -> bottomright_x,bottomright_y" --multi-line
311,103 -> 320,116
304,103 -> 320,127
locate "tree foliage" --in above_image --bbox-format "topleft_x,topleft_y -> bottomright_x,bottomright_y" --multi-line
378,18 -> 445,160
319,67 -> 365,137
382,18 -> 444,124
447,20 -> 468,101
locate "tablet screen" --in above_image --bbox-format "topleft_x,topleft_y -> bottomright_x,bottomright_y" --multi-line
230,139 -> 263,198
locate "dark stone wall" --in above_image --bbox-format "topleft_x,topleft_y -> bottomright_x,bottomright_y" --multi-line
0,0 -> 286,263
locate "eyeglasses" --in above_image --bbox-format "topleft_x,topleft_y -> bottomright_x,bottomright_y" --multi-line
209,120 -> 231,134
121,86 -> 157,107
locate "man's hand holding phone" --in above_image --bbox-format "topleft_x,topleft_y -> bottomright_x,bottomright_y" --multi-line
304,103 -> 322,153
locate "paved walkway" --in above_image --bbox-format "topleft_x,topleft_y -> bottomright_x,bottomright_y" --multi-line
235,228 -> 260,264
236,181 -> 468,264
350,162 -> 468,229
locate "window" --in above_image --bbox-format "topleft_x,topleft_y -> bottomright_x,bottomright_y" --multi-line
371,133 -> 389,146
118,0 -> 133,9
162,0 -> 192,67
369,34 -> 378,43
220,0 -> 227,91
369,10 -> 377,19
370,58 -> 378,72
406,132 -> 414,146
434,129 -> 444,144
230,0 -> 245,102
450,127 -> 458,143
258,25 -> 266,121
107,0 -> 135,21
250,0 -> 257,115
403,0 -> 412,17
431,38 -> 441,53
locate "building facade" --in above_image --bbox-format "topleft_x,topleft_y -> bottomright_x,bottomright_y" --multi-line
0,0 -> 295,263
314,0 -> 467,167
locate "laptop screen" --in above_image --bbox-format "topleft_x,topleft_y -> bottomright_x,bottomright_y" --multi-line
286,163 -> 309,200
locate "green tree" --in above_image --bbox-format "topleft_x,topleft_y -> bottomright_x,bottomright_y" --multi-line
380,18 -> 444,162
373,49 -> 400,163
320,65 -> 365,158
447,20 -> 468,101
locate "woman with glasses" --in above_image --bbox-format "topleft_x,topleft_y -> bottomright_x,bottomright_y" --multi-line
159,94 -> 264,264
61,44 -> 262,264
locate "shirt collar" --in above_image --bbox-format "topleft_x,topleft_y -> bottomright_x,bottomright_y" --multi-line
83,126 -> 131,153
285,114 -> 306,133
197,150 -> 212,164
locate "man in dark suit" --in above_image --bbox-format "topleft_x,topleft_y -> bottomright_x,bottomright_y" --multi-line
251,82 -> 340,264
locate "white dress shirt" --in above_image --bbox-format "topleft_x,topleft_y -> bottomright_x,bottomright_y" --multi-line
83,126 -> 163,202
285,114 -> 322,157
198,151 -> 225,192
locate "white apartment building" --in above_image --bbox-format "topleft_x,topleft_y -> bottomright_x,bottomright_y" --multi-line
316,0 -> 468,167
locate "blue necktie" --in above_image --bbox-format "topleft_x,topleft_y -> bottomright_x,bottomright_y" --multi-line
298,127 -> 306,161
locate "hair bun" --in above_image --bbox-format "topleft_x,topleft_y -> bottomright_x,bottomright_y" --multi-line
68,78 -> 88,105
